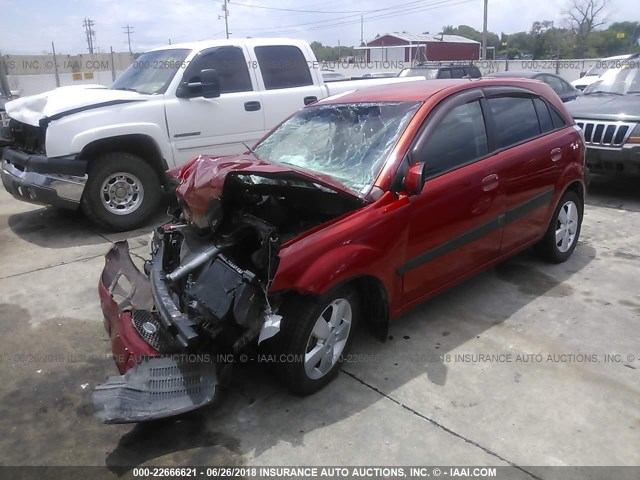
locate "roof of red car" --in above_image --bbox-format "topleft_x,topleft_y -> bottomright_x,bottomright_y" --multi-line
317,78 -> 549,104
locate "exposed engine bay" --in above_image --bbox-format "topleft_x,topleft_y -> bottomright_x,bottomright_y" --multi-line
93,163 -> 364,423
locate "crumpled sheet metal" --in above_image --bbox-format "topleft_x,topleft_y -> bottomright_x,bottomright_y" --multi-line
101,240 -> 153,312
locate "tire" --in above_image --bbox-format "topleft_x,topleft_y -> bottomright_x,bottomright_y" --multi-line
536,190 -> 583,263
276,286 -> 359,396
81,152 -> 162,231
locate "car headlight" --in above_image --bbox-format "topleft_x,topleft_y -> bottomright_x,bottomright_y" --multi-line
627,124 -> 640,144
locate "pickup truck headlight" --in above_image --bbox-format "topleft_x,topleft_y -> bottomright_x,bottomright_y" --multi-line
628,124 -> 640,144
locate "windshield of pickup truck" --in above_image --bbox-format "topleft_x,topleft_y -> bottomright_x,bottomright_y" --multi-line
254,102 -> 421,195
111,48 -> 191,94
584,67 -> 640,95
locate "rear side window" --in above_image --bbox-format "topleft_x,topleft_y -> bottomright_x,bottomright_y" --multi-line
466,66 -> 481,78
255,45 -> 313,90
438,69 -> 452,79
549,106 -> 567,129
186,47 -> 252,94
533,97 -> 554,133
450,68 -> 466,78
487,96 -> 541,148
419,100 -> 488,178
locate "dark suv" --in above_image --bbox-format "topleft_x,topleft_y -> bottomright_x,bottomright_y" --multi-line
565,60 -> 640,176
399,63 -> 481,79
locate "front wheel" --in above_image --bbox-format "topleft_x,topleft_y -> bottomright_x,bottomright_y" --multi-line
536,190 -> 583,263
81,152 -> 162,231
277,287 -> 359,395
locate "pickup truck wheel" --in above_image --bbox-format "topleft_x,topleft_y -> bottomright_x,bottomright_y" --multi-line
82,152 -> 161,231
276,287 -> 359,396
536,190 -> 583,263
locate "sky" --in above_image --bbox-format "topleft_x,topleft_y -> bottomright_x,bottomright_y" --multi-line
0,0 -> 634,55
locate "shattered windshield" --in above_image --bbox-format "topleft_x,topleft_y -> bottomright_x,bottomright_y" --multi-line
584,67 -> 640,95
254,102 -> 421,195
111,49 -> 190,95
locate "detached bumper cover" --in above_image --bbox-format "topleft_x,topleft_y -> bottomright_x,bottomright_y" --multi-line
93,355 -> 218,424
1,148 -> 87,209
95,240 -> 219,423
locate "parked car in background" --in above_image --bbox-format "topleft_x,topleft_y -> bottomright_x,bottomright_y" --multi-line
570,54 -> 635,91
0,86 -> 8,127
321,70 -> 350,82
93,77 -> 585,423
485,71 -> 580,102
362,72 -> 399,78
1,38 -> 421,231
399,63 -> 481,79
565,62 -> 640,177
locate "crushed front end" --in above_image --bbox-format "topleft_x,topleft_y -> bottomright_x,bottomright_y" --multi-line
94,155 -> 364,423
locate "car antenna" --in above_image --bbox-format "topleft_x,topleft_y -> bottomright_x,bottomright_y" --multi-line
243,141 -> 259,159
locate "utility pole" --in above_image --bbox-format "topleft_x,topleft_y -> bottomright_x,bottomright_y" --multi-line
122,25 -> 134,54
360,14 -> 364,45
481,0 -> 488,60
219,0 -> 230,39
83,18 -> 95,54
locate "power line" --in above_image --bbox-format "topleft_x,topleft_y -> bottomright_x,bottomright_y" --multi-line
122,24 -> 134,54
228,1 -> 365,14
235,0 -> 473,35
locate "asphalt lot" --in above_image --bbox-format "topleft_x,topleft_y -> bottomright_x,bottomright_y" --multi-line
0,175 -> 638,474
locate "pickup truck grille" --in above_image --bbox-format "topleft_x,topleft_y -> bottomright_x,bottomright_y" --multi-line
574,119 -> 635,148
8,118 -> 45,154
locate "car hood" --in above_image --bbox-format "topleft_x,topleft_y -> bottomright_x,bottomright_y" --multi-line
168,154 -> 367,222
565,93 -> 640,122
5,85 -> 146,127
570,76 -> 599,88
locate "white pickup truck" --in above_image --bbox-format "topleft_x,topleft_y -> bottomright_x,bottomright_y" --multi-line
1,38 -> 419,230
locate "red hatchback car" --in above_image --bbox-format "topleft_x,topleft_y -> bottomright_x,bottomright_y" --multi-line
94,79 -> 586,423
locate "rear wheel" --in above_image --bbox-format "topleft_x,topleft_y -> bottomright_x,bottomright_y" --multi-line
81,152 -> 162,231
276,286 -> 359,395
536,190 -> 583,263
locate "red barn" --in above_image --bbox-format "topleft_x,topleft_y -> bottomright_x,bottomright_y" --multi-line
358,32 -> 480,63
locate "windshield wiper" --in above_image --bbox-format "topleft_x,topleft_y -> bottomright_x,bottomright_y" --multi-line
584,91 -> 623,96
113,87 -> 140,93
242,142 -> 260,160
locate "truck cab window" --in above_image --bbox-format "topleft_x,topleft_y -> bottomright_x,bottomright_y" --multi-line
187,47 -> 253,94
254,45 -> 313,90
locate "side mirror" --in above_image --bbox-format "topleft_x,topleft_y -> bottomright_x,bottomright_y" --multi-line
579,71 -> 586,78
404,162 -> 425,195
200,69 -> 221,98
177,68 -> 221,99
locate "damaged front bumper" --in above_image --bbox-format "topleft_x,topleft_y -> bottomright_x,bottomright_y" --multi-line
94,240 -> 219,423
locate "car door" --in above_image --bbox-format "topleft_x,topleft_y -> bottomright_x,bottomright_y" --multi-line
482,89 -> 562,255
164,45 -> 265,164
251,45 -> 325,131
400,90 -> 507,306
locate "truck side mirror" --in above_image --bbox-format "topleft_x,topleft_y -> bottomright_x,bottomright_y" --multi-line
200,69 -> 221,98
177,68 -> 221,99
579,71 -> 586,78
404,162 -> 426,195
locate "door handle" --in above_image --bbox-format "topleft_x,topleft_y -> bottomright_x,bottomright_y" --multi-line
481,173 -> 499,192
244,101 -> 261,112
550,147 -> 563,162
304,96 -> 318,105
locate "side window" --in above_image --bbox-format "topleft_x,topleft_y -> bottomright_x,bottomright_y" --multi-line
542,74 -> 565,95
438,69 -> 452,79
255,45 -> 313,90
186,47 -> 252,94
549,106 -> 568,129
533,97 -> 554,133
467,66 -> 482,78
487,96 -> 541,148
450,68 -> 466,79
418,100 -> 489,178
